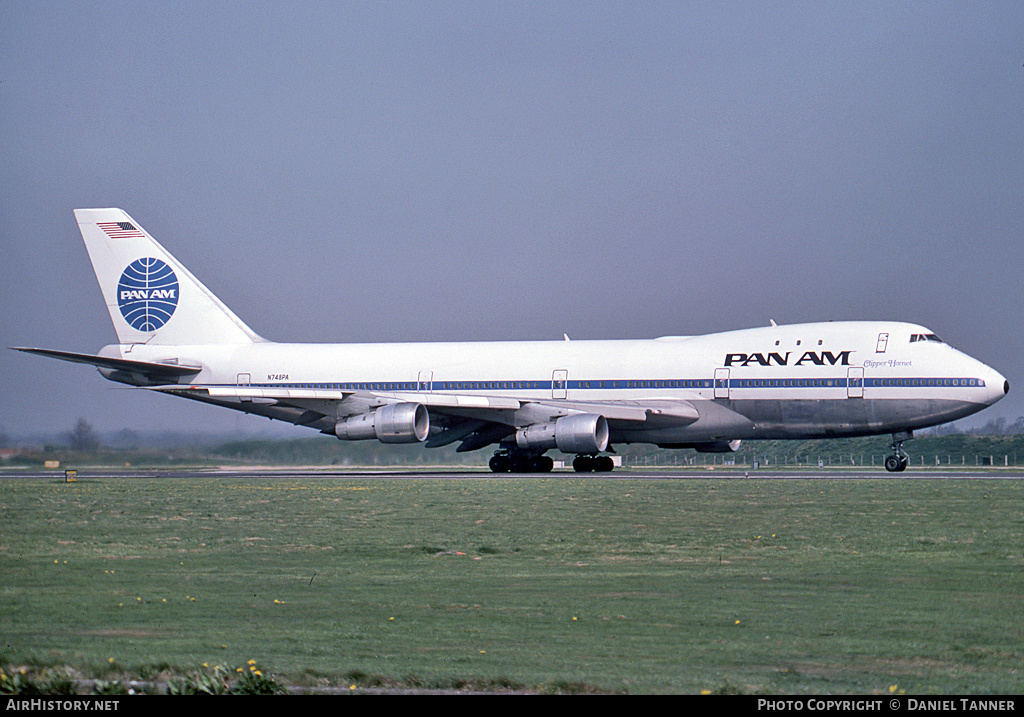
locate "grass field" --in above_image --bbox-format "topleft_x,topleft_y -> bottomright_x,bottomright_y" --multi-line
1,472 -> 1022,694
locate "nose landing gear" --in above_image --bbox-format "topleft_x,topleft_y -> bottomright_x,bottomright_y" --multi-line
885,433 -> 911,472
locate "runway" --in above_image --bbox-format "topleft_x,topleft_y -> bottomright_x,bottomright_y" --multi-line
5,466 -> 1024,480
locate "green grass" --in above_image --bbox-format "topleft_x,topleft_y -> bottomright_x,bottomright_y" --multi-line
1,474 -> 1022,694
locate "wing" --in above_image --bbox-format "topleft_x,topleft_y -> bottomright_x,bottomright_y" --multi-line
151,382 -> 700,453
13,347 -> 702,453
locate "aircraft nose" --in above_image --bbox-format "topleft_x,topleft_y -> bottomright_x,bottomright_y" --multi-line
984,365 -> 1009,405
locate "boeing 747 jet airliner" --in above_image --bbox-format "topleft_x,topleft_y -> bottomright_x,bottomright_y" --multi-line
15,209 -> 1009,472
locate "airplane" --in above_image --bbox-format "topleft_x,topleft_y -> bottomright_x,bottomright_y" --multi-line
13,208 -> 1009,473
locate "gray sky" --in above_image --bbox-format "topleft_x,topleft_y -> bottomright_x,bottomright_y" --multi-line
2,1 -> 1022,438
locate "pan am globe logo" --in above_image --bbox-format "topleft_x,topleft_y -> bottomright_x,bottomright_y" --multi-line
117,257 -> 179,332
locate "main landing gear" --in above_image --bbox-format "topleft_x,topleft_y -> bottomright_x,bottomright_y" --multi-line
572,454 -> 615,473
885,433 -> 911,473
489,451 -> 554,473
488,450 -> 615,473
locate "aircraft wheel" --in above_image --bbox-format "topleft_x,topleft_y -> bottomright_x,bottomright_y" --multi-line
509,454 -> 531,473
531,455 -> 554,473
884,456 -> 909,473
575,455 -> 614,472
489,454 -> 510,473
573,455 -> 594,472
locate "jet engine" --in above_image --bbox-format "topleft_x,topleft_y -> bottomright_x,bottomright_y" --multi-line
691,439 -> 742,453
515,413 -> 609,454
335,403 -> 430,444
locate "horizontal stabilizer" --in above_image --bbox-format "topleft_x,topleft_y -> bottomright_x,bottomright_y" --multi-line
11,347 -> 201,379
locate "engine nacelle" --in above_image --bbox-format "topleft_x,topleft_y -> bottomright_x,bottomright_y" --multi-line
516,413 -> 609,454
335,403 -> 429,444
691,439 -> 742,453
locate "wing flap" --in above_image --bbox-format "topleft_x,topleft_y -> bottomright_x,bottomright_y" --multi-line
415,393 -> 522,410
203,385 -> 350,401
529,399 -> 700,424
199,386 -> 524,410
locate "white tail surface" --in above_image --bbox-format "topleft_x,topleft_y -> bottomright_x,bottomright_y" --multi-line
75,208 -> 263,345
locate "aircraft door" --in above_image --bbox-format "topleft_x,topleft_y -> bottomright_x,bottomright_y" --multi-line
417,370 -> 433,392
876,333 -> 889,353
714,368 -> 730,399
552,369 -> 568,399
237,373 -> 252,402
847,367 -> 864,398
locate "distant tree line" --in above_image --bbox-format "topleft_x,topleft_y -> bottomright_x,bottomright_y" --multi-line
957,415 -> 1024,436
5,416 -> 1024,469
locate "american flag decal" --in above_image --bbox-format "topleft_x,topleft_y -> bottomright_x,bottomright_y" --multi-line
97,221 -> 146,239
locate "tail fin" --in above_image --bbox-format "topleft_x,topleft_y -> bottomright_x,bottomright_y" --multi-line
75,208 -> 264,345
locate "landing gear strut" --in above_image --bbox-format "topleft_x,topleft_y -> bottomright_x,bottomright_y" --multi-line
885,434 -> 910,473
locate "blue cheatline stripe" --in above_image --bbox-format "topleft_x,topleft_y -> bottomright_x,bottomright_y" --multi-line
219,376 -> 987,391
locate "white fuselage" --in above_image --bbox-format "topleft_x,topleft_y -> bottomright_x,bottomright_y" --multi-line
110,320 -> 1008,446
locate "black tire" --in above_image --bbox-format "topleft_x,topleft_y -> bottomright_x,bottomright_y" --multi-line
573,455 -> 594,472
532,455 -> 554,472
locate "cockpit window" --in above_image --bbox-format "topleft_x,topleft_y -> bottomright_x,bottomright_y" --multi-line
910,334 -> 943,343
